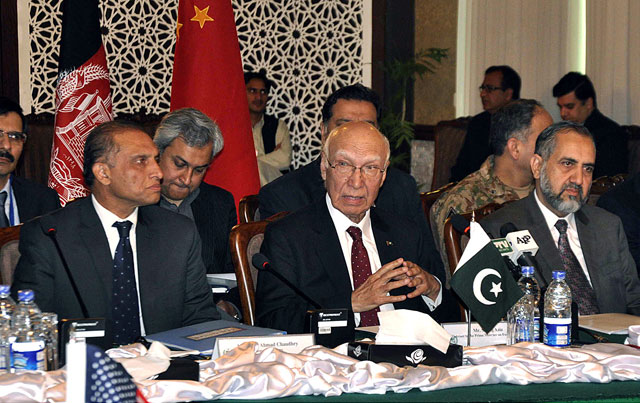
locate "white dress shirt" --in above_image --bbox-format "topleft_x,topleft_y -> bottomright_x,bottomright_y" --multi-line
533,190 -> 592,285
325,195 -> 441,326
91,195 -> 146,335
0,177 -> 19,225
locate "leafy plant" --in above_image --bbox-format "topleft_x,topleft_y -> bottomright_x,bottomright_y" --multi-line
380,48 -> 448,171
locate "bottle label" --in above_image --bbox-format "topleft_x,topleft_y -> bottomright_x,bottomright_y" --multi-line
533,316 -> 540,342
11,341 -> 45,371
543,317 -> 571,347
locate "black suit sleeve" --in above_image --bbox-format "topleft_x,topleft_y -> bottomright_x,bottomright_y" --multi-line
597,192 -> 640,277
258,184 -> 283,220
256,223 -> 313,333
222,191 -> 237,273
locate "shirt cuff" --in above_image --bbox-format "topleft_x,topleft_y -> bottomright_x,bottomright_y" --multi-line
421,277 -> 443,311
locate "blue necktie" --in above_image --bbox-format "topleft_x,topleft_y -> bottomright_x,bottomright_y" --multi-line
111,221 -> 141,345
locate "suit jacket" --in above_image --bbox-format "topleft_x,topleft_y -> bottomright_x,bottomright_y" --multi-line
450,111 -> 491,182
12,175 -> 60,223
12,197 -> 219,345
256,200 -> 460,334
597,173 -> 640,277
191,183 -> 237,274
585,109 -> 628,178
481,192 -> 640,315
258,158 -> 445,283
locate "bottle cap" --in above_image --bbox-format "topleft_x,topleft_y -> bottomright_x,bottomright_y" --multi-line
17,289 -> 34,302
0,284 -> 9,295
552,270 -> 566,280
521,266 -> 534,276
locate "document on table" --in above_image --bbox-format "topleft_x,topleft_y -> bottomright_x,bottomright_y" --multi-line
579,313 -> 640,335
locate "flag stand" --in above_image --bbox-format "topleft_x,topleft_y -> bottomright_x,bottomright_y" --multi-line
466,309 -> 472,347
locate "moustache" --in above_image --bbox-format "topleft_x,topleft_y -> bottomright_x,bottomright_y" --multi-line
561,182 -> 583,196
0,150 -> 15,163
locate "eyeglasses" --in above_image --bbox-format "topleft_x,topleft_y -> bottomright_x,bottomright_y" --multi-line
247,88 -> 268,96
327,159 -> 386,179
478,85 -> 504,93
0,129 -> 26,143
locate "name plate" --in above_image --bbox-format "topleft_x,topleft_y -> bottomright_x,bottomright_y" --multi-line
442,321 -> 508,347
212,334 -> 316,359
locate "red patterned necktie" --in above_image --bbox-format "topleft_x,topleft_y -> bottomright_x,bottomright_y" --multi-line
346,226 -> 380,326
554,219 -> 599,315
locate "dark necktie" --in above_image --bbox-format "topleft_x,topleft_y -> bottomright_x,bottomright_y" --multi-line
111,221 -> 141,345
346,226 -> 379,326
0,192 -> 9,228
554,219 -> 599,315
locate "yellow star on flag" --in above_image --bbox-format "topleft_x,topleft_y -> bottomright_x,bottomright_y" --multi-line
191,5 -> 214,29
176,22 -> 183,39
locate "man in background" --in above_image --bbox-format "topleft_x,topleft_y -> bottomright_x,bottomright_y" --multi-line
450,65 -> 521,182
245,71 -> 292,185
431,99 -> 552,276
553,72 -> 628,178
0,97 -> 60,224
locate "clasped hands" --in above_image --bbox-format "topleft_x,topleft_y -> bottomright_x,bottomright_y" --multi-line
351,258 -> 440,313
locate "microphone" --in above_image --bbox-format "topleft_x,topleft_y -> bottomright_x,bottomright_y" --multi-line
499,223 -> 548,289
252,253 -> 322,309
450,215 -> 519,279
46,228 -> 90,318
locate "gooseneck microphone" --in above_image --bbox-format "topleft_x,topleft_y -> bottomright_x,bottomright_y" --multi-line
252,253 -> 322,309
46,227 -> 90,318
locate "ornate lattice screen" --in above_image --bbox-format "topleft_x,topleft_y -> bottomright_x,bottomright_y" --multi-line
29,0 -> 364,167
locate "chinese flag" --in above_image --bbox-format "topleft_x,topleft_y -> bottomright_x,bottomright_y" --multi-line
171,0 -> 259,209
50,0 -> 113,206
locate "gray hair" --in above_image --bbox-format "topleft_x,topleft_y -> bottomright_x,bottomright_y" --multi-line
489,99 -> 542,156
154,108 -> 223,158
535,121 -> 593,161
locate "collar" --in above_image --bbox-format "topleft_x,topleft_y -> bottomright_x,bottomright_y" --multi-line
533,189 -> 577,232
160,186 -> 200,210
325,193 -> 374,240
252,114 -> 265,129
91,194 -> 139,231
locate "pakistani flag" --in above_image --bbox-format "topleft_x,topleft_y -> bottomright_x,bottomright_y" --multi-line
450,222 -> 523,333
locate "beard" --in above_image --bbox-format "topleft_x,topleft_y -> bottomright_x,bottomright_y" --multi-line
539,163 -> 588,215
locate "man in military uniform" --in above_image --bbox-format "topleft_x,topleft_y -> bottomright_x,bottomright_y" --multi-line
430,99 -> 552,279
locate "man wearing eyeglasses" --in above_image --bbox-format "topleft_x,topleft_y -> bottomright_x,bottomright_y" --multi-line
244,71 -> 292,186
256,121 -> 452,334
450,65 -> 521,182
0,97 -> 60,226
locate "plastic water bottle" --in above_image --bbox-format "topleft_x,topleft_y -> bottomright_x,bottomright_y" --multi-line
507,282 -> 534,344
0,285 -> 15,371
10,290 -> 45,371
518,266 -> 541,341
543,271 -> 572,347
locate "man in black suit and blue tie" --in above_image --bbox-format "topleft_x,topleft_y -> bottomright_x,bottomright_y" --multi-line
13,120 -> 218,346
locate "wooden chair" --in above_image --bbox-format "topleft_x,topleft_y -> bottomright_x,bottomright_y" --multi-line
588,174 -> 626,205
229,212 -> 287,325
431,117 -> 471,191
0,225 -> 21,285
420,181 -> 456,223
442,203 -> 506,319
238,194 -> 260,224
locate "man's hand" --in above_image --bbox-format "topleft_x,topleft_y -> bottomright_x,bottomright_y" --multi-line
403,260 -> 440,300
351,258 -> 411,312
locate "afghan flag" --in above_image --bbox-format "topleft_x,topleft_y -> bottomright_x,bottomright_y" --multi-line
50,0 -> 113,206
171,0 -> 260,211
450,221 -> 523,333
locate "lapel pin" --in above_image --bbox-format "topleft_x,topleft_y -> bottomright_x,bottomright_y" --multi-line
386,240 -> 393,246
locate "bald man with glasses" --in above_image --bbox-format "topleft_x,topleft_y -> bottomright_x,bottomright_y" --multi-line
256,122 -> 456,334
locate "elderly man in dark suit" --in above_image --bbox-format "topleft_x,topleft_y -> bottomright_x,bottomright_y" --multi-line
258,84 -> 444,283
257,121 -> 457,334
0,97 -> 59,224
482,121 -> 640,315
13,121 -> 218,346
